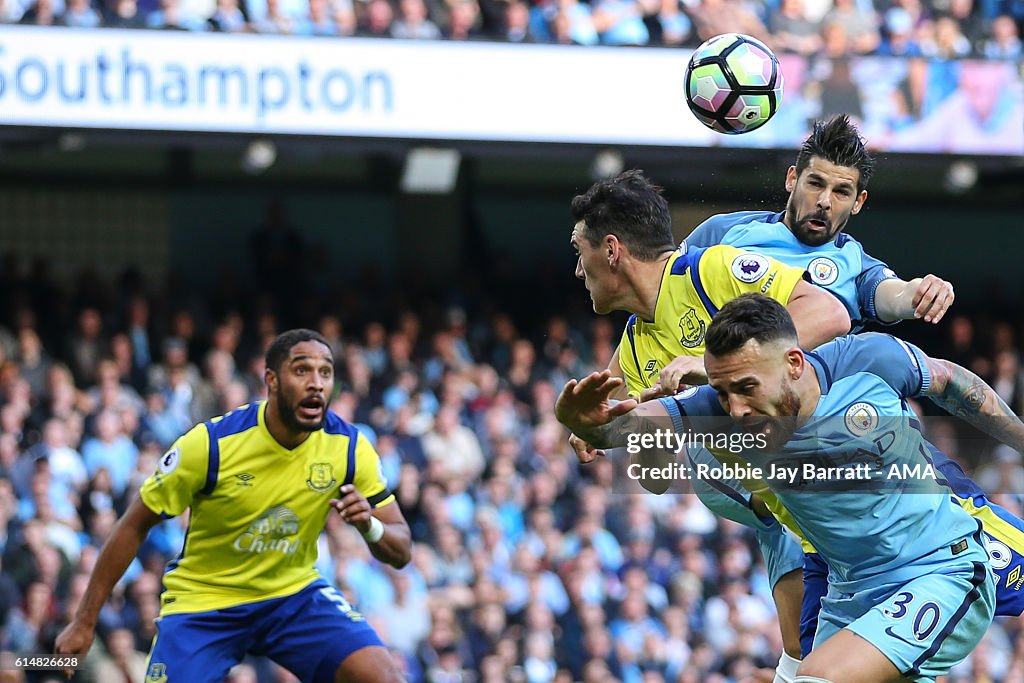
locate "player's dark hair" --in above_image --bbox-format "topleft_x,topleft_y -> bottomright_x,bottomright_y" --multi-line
706,294 -> 798,357
265,329 -> 331,372
795,115 -> 875,193
571,169 -> 676,262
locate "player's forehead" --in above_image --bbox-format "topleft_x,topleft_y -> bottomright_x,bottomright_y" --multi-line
706,341 -> 771,386
570,220 -> 588,244
800,156 -> 860,189
285,340 -> 333,365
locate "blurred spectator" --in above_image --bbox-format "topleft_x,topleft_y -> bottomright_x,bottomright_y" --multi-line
877,7 -> 925,55
67,308 -> 106,388
689,0 -> 770,44
80,409 -> 139,498
444,0 -> 482,39
981,14 -> 1023,57
590,0 -> 650,45
650,0 -> 689,45
821,0 -> 879,53
770,0 -> 822,54
502,0 -> 531,41
294,0 -> 340,34
105,0 -> 145,25
58,0 -> 101,27
18,0 -> 56,23
391,0 -> 441,38
924,15 -> 972,57
208,0 -> 249,37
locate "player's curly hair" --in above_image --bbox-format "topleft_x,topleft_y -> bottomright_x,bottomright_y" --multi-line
266,329 -> 332,372
706,294 -> 798,357
795,115 -> 875,193
571,169 -> 676,262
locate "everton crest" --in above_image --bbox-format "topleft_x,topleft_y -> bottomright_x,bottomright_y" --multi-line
679,308 -> 706,348
306,462 -> 337,493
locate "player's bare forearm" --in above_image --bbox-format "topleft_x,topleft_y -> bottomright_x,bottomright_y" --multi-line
876,275 -> 954,324
926,358 -> 1024,452
787,280 -> 851,347
76,497 -> 162,626
572,402 -> 668,450
365,505 -> 412,568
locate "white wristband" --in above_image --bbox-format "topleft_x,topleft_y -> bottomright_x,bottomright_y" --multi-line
361,516 -> 385,544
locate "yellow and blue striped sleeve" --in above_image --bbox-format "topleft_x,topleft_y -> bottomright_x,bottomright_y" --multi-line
139,423 -> 209,518
352,432 -> 395,509
699,244 -> 806,311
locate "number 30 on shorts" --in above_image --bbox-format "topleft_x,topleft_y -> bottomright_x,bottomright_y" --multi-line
883,591 -> 942,641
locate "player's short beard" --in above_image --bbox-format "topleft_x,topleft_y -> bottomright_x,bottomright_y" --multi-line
275,391 -> 325,433
786,195 -> 844,247
758,382 -> 802,450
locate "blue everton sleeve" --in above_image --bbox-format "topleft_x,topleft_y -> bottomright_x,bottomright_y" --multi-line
811,333 -> 932,398
853,240 -> 900,324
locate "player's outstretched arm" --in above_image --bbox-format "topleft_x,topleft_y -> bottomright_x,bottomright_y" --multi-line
925,356 -> 1024,451
875,275 -> 954,324
55,496 -> 164,662
331,486 -> 412,568
786,279 -> 852,347
570,344 -> 629,464
556,371 -> 667,449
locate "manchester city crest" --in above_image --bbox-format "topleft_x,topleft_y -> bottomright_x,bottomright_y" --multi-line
306,462 -> 337,493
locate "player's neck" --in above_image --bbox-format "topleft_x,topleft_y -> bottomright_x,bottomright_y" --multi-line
264,401 -> 313,450
626,251 -> 674,321
795,364 -> 822,419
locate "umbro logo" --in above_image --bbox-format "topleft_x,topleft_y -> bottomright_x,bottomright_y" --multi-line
235,473 -> 256,487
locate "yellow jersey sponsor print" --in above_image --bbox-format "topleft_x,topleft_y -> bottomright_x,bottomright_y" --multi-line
139,401 -> 394,615
619,245 -> 806,397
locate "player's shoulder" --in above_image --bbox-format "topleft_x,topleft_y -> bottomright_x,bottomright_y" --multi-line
322,410 -> 360,439
808,333 -> 921,384
205,402 -> 262,440
686,210 -> 783,248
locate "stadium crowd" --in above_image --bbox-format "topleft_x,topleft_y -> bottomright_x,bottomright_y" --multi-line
0,0 -> 1021,61
1,243 -> 1024,683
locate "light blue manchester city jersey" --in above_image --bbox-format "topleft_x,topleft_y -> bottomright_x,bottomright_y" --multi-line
686,211 -> 899,329
663,333 -> 984,594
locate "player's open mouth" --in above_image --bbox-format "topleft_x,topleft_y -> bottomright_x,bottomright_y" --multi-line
298,398 -> 324,419
806,219 -> 829,231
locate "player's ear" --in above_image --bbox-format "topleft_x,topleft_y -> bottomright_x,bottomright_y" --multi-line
265,367 -> 278,392
786,347 -> 805,379
784,166 -> 798,193
605,234 -> 621,266
851,190 -> 868,215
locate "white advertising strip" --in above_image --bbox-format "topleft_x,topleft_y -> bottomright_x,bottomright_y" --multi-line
0,26 -> 717,145
0,26 -> 1021,154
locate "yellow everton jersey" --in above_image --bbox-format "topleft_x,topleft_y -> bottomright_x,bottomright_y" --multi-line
139,401 -> 394,615
618,244 -> 806,398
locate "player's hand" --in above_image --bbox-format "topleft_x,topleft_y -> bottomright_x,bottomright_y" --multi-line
330,485 -> 373,533
638,385 -> 675,402
55,619 -> 94,676
657,355 -> 707,395
555,371 -> 637,433
569,433 -> 605,464
910,274 -> 954,324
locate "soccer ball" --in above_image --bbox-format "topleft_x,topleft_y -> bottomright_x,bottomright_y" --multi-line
684,33 -> 784,135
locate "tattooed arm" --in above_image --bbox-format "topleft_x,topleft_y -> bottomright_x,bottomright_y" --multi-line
555,371 -> 671,448
924,357 -> 1024,452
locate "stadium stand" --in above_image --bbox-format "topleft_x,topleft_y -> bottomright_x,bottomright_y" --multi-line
1,242 -> 1024,682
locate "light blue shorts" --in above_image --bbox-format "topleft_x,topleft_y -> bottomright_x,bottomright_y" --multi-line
813,533 -> 994,683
